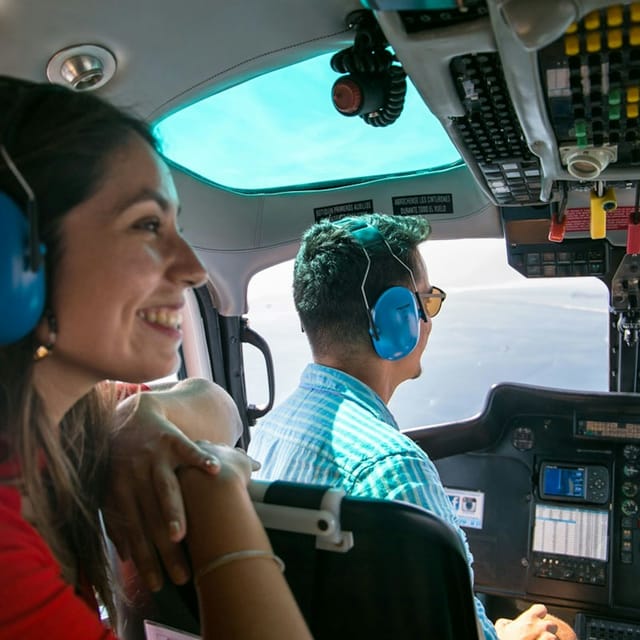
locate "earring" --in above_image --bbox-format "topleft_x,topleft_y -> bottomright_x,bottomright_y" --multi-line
33,311 -> 57,361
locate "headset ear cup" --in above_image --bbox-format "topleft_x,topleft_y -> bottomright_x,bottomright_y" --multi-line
370,286 -> 420,360
0,192 -> 45,345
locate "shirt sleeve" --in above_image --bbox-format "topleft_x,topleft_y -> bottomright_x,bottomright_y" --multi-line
0,487 -> 117,640
114,381 -> 151,401
351,453 -> 499,640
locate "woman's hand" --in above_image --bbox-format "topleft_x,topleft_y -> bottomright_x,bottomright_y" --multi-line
180,442 -> 255,492
103,378 -> 243,591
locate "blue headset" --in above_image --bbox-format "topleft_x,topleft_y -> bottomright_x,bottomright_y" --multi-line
338,219 -> 426,361
0,145 -> 46,345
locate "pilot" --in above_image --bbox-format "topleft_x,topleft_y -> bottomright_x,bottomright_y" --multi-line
249,212 -> 576,640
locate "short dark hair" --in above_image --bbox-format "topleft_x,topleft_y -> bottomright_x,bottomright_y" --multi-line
294,213 -> 431,354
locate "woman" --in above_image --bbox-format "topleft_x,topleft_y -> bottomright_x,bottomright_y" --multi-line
0,75 -> 311,639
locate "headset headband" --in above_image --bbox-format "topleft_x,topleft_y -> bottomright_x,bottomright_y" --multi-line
0,145 -> 40,272
333,218 -> 427,358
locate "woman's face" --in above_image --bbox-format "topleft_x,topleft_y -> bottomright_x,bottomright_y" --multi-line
38,134 -> 207,389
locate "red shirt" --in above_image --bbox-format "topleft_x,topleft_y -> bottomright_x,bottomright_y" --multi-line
0,383 -> 149,639
0,483 -> 117,639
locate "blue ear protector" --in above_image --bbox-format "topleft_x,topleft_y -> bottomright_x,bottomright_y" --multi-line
339,219 -> 425,361
0,145 -> 46,345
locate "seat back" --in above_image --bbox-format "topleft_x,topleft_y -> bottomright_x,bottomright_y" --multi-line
117,480 -> 482,640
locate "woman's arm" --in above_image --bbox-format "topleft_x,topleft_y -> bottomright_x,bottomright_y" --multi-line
137,377 -> 243,444
179,445 -> 312,640
103,378 -> 243,590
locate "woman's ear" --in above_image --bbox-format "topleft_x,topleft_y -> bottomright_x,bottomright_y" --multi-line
33,310 -> 57,361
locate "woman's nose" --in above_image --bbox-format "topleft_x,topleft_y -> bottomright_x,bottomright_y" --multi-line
170,235 -> 208,288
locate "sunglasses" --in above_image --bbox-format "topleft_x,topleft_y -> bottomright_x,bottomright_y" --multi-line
417,286 -> 447,319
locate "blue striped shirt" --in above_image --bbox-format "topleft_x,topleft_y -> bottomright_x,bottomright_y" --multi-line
249,363 -> 497,640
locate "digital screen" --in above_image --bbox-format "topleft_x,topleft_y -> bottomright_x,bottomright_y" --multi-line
543,465 -> 585,498
533,504 -> 608,561
577,418 -> 640,441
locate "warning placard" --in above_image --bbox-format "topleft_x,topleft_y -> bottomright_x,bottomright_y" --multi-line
392,193 -> 453,216
313,199 -> 374,222
565,206 -> 634,232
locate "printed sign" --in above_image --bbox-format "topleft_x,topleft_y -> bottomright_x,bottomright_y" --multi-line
144,620 -> 200,640
564,206 -> 635,232
314,199 -> 374,221
444,488 -> 485,529
392,193 -> 453,216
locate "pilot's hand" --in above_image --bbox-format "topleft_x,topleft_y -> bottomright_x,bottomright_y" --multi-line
494,604 -> 560,640
103,387 -> 224,592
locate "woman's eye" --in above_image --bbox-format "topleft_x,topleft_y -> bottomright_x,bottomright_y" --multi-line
135,217 -> 161,233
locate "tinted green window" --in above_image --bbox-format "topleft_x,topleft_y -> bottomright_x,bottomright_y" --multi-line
154,52 -> 461,191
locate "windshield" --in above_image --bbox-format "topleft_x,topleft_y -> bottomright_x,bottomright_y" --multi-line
244,238 -> 609,430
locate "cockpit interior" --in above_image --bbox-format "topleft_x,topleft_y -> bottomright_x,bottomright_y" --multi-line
3,0 -> 640,637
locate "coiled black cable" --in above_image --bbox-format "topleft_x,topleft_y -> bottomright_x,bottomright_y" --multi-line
330,15 -> 407,127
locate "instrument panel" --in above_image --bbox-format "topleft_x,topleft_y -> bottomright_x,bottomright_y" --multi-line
408,383 -> 640,619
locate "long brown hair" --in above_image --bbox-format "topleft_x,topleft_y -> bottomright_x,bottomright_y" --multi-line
0,76 -> 158,624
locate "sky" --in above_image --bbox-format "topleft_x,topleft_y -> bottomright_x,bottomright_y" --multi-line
244,239 -> 610,430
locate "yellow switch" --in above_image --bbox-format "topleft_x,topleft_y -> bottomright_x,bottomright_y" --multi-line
586,31 -> 602,52
584,10 -> 601,30
608,28 -> 623,49
565,34 -> 580,56
607,5 -> 623,26
590,188 -> 617,239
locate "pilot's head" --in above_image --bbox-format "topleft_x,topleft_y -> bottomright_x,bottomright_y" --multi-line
294,213 -> 444,393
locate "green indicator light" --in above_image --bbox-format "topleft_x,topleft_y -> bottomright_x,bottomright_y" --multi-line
574,120 -> 587,136
609,88 -> 621,105
609,104 -> 621,120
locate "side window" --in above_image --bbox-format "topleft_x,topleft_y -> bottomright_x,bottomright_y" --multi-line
245,239 -> 609,430
244,261 -> 311,413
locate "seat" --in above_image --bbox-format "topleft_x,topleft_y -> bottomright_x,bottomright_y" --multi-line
117,479 -> 483,640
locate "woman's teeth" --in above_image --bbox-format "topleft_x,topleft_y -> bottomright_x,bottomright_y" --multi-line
137,309 -> 182,329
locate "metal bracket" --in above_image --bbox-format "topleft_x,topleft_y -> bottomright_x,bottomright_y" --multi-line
611,253 -> 640,313
249,480 -> 355,552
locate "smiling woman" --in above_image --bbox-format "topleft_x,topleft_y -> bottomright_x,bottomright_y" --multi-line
45,137 -> 206,391
0,75 -> 310,640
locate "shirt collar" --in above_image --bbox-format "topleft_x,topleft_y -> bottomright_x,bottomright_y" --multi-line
301,363 -> 399,430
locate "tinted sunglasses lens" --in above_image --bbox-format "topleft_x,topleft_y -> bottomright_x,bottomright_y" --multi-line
426,298 -> 441,318
423,287 -> 445,318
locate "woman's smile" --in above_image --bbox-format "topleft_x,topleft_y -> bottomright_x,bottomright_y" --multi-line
137,306 -> 184,336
